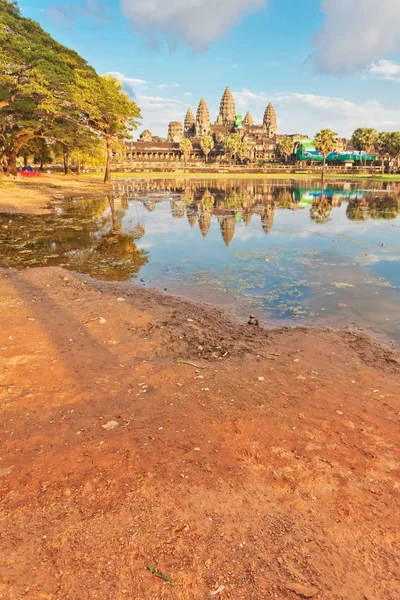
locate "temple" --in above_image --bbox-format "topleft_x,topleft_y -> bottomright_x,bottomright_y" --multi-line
124,86 -> 302,169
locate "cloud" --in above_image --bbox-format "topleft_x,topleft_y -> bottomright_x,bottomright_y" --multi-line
106,72 -> 149,94
230,88 -> 400,136
313,0 -> 400,74
120,0 -> 267,50
233,88 -> 267,106
273,92 -> 400,135
184,92 -> 192,97
368,59 -> 400,82
157,83 -> 180,89
47,0 -> 108,26
136,95 -> 186,136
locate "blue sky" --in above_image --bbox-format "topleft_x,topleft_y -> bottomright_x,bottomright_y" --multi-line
20,0 -> 400,138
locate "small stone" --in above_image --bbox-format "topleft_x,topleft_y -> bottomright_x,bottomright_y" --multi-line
336,410 -> 344,416
286,582 -> 319,598
101,420 -> 119,431
258,376 -> 265,382
117,297 -> 125,302
98,317 -> 106,324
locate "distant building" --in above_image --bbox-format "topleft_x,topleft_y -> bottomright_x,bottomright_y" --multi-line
124,86 -> 348,168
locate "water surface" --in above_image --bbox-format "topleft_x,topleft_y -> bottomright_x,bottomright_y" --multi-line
1,178 -> 399,345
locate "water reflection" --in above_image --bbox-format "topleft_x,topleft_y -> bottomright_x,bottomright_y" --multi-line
1,178 -> 400,344
0,195 -> 149,280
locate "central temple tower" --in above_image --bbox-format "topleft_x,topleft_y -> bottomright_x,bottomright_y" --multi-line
217,86 -> 236,126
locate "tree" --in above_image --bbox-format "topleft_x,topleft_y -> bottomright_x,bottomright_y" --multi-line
352,128 -> 377,166
200,135 -> 214,163
179,138 -> 193,164
387,132 -> 400,173
237,141 -> 249,163
314,129 -> 337,179
223,133 -> 242,163
375,132 -> 391,173
277,136 -> 295,163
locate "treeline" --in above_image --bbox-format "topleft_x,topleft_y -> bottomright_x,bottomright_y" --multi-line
0,0 -> 140,182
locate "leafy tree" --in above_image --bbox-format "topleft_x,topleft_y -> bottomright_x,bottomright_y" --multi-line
387,132 -> 400,173
277,136 -> 294,163
179,138 -> 193,164
237,141 -> 249,163
200,135 -> 214,163
223,133 -> 242,162
0,3 -> 140,180
375,132 -> 391,173
314,129 -> 337,179
352,128 -> 377,166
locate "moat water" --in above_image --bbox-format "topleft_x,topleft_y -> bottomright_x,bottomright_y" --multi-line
1,178 -> 400,346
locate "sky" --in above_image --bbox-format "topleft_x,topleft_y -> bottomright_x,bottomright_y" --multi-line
20,0 -> 400,139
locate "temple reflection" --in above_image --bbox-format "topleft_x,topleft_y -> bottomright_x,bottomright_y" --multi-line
113,178 -> 400,245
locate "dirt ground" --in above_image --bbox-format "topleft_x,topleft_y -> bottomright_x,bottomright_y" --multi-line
0,175 -> 110,214
0,266 -> 399,599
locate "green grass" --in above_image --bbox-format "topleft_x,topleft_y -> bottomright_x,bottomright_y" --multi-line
83,171 -> 400,183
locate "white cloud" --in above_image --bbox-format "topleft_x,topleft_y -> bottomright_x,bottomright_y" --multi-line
273,92 -> 400,135
184,92 -> 192,97
157,83 -> 180,89
233,88 -> 267,106
313,0 -> 400,74
120,0 -> 267,50
229,88 -> 400,136
368,59 -> 400,82
136,95 -> 185,136
106,72 -> 149,93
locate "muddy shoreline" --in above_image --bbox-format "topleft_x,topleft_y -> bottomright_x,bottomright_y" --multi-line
1,266 -> 399,599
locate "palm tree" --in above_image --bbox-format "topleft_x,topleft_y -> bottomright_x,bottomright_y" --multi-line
200,135 -> 214,163
314,129 -> 337,180
277,136 -> 295,163
352,128 -> 377,166
375,132 -> 391,174
237,141 -> 249,164
387,132 -> 400,173
179,138 -> 193,164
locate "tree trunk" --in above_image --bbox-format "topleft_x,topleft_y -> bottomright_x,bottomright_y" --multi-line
104,137 -> 112,184
7,153 -> 18,176
77,152 -> 81,175
322,155 -> 326,182
63,150 -> 69,175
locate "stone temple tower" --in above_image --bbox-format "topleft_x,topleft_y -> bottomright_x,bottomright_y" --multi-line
243,111 -> 254,126
217,86 -> 236,126
196,98 -> 211,137
264,103 -> 277,138
184,108 -> 195,138
167,121 -> 183,143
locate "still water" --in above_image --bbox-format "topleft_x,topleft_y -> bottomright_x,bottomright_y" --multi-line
1,178 -> 399,345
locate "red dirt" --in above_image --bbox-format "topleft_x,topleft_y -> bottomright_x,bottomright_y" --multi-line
0,266 -> 399,600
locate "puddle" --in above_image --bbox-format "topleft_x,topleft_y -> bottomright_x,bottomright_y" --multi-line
1,178 -> 399,346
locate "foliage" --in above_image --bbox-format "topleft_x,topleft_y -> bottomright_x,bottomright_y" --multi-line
0,2 -> 141,180
237,142 -> 249,162
277,136 -> 294,162
199,135 -> 214,162
352,128 -> 377,166
223,133 -> 242,161
179,138 -> 193,162
314,129 -> 337,177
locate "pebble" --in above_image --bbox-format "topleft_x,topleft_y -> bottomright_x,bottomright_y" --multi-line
336,410 -> 344,416
258,376 -> 265,382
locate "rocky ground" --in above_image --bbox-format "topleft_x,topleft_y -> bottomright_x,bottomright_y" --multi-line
0,266 -> 399,599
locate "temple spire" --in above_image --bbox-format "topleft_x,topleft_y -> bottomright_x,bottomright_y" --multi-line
196,98 -> 211,137
263,102 -> 277,138
184,108 -> 195,137
243,111 -> 254,126
218,86 -> 236,125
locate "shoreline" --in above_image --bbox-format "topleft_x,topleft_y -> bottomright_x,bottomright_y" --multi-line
1,265 -> 399,598
0,174 -> 111,214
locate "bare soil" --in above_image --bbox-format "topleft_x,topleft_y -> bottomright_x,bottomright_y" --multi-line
0,174 -> 110,214
0,266 -> 399,599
